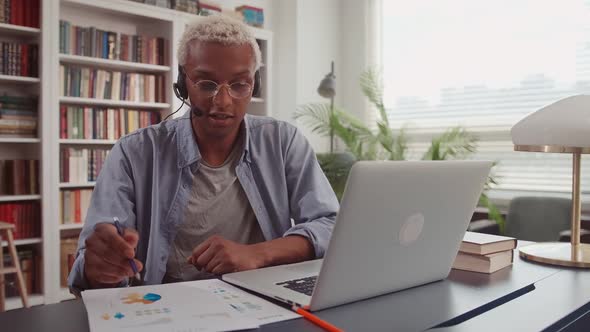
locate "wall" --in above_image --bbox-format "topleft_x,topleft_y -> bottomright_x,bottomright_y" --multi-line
272,0 -> 342,153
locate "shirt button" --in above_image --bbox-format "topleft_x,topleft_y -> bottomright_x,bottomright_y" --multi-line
183,184 -> 187,189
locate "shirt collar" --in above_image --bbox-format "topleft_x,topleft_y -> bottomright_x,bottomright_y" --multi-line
176,113 -> 251,169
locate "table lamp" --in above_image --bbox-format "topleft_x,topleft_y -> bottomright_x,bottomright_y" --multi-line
511,95 -> 590,268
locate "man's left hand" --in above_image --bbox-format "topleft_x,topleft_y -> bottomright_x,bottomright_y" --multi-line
188,235 -> 266,275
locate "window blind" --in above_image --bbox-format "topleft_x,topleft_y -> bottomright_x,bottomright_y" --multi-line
377,0 -> 590,204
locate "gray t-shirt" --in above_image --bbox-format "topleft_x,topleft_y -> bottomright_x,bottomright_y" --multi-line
164,136 -> 265,282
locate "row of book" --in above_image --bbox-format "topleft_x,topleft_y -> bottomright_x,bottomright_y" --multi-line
129,0 -> 199,14
0,160 -> 39,195
60,238 -> 78,287
453,231 -> 517,274
59,20 -> 169,66
0,95 -> 38,138
60,189 -> 92,225
60,148 -> 109,183
0,0 -> 40,28
60,65 -> 166,103
59,107 -> 161,140
3,247 -> 42,297
0,202 -> 41,239
0,42 -> 39,77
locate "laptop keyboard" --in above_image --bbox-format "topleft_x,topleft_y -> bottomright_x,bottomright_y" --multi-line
275,275 -> 318,296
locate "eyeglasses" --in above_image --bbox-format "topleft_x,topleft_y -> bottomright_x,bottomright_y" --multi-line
185,76 -> 253,99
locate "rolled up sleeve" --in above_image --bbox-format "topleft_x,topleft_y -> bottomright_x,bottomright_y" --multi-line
282,128 -> 339,258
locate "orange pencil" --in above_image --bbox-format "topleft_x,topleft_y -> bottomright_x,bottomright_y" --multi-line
293,306 -> 344,332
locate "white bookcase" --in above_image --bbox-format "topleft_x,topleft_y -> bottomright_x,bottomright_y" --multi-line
3,0 -> 273,310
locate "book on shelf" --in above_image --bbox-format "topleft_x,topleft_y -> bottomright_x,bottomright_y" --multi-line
0,95 -> 38,138
453,250 -> 514,274
60,237 -> 79,288
172,0 -> 200,14
60,147 -> 110,183
0,42 -> 39,77
59,20 -> 170,66
0,159 -> 39,195
3,246 -> 41,297
0,201 -> 41,239
59,65 -> 166,103
236,5 -> 264,28
0,0 -> 40,28
60,189 -> 92,225
459,231 -> 517,255
59,106 -> 161,140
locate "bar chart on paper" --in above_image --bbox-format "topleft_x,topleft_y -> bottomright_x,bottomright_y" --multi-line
81,283 -> 259,332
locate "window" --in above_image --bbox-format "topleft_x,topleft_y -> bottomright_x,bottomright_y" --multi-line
378,0 -> 590,205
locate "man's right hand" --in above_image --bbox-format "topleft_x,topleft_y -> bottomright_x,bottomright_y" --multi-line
84,223 -> 143,288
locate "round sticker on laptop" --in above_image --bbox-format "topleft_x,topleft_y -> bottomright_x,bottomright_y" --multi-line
399,213 -> 424,246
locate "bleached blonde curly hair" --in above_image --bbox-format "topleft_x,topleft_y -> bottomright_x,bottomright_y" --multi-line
177,15 -> 262,70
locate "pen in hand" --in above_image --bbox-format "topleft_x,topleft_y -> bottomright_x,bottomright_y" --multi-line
113,217 -> 142,281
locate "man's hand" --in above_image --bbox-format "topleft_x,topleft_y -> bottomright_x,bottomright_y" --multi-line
84,223 -> 143,288
188,235 -> 266,275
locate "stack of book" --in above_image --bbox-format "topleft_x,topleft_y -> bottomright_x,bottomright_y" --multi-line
59,65 -> 166,103
3,247 -> 41,297
0,0 -> 41,28
60,147 -> 109,183
60,189 -> 93,225
59,20 -> 169,65
59,106 -> 160,140
453,231 -> 517,274
0,96 -> 37,138
0,201 -> 41,239
0,159 -> 39,195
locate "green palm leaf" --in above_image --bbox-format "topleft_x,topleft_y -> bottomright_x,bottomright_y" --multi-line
422,127 -> 478,160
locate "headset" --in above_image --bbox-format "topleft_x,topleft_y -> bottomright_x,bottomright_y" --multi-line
168,65 -> 261,120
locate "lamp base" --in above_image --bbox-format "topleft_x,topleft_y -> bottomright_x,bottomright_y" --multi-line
519,242 -> 590,268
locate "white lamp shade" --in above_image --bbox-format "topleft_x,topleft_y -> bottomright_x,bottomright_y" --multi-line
511,95 -> 590,148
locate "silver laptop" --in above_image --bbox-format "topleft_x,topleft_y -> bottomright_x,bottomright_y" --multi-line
223,160 -> 492,311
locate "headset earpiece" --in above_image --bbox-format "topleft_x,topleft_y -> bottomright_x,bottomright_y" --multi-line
252,70 -> 261,97
173,65 -> 189,100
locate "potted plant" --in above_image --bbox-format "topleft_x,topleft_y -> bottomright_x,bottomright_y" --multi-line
295,68 -> 505,232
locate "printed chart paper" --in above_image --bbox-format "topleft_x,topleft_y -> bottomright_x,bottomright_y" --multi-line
82,282 -> 259,332
186,279 -> 300,324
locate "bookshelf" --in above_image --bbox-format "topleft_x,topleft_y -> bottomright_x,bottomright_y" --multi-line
0,138 -> 41,143
59,54 -> 171,72
0,0 -> 272,310
2,238 -> 43,247
0,0 -> 44,310
0,195 -> 42,202
0,23 -> 41,36
0,74 -> 41,83
59,96 -> 170,109
59,139 -> 116,145
59,224 -> 84,231
58,182 -> 96,189
41,0 -> 273,304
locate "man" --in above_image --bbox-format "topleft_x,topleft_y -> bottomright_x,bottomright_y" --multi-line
68,15 -> 338,295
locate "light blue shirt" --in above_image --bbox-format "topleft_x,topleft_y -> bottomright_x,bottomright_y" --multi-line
68,114 -> 339,295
